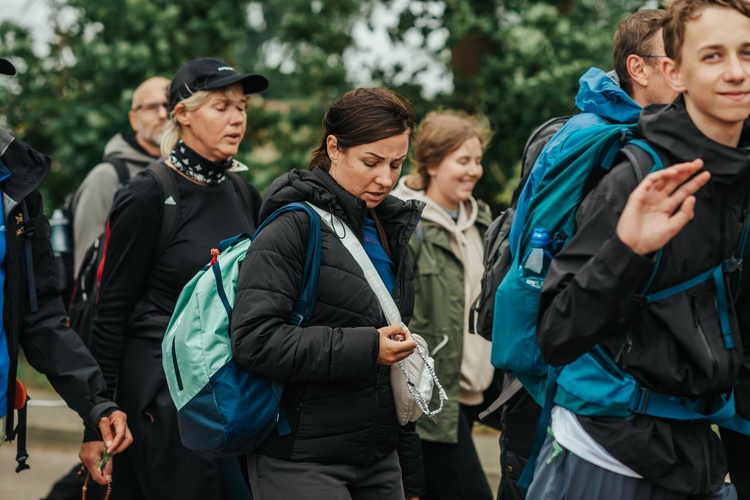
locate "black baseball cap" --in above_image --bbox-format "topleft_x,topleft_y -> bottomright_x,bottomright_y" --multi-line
0,58 -> 16,76
168,57 -> 268,112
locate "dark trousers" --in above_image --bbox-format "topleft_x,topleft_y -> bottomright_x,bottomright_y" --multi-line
497,387 -> 542,500
247,450 -> 403,500
420,405 -> 493,500
110,382 -> 250,500
528,433 -> 737,500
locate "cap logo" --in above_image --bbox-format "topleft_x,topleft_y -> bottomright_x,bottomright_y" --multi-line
217,66 -> 234,72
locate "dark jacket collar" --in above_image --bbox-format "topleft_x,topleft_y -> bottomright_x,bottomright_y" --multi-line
639,95 -> 750,183
261,167 -> 422,242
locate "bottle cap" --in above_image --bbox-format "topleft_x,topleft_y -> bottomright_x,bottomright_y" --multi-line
530,228 -> 550,248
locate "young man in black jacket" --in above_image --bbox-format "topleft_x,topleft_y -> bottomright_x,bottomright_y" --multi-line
0,57 -> 132,486
532,1 -> 750,498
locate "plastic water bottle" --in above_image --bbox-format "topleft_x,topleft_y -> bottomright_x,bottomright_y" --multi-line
49,208 -> 71,292
518,228 -> 553,289
49,209 -> 70,254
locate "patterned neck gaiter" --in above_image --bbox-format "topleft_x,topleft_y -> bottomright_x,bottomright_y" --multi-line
168,140 -> 234,185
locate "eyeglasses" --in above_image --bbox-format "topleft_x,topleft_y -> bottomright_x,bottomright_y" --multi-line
132,102 -> 168,113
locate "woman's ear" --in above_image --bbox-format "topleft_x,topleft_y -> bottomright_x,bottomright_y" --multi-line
662,58 -> 686,94
326,135 -> 339,163
174,103 -> 190,126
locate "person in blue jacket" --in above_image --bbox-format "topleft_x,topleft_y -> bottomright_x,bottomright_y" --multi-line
0,57 -> 132,485
495,9 -> 677,499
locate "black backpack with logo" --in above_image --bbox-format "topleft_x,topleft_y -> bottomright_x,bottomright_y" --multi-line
468,116 -> 569,340
57,158 -> 130,307
65,161 -> 168,345
65,162 -> 257,346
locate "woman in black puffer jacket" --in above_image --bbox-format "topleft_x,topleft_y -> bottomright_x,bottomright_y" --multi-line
230,88 -> 426,500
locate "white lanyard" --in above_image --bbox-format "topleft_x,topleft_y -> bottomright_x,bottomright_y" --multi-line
305,202 -> 401,325
305,202 -> 447,420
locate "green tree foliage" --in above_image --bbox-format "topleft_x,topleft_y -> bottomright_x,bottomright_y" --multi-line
243,0 -> 365,186
1,0 -> 651,213
0,0 -> 368,207
0,0 -> 268,206
385,0 -> 648,208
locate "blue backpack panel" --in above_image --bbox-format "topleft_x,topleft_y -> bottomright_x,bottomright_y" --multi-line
491,123 -> 663,403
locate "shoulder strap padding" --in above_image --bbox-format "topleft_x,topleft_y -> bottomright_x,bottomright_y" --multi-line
144,162 -> 180,259
226,172 -> 256,222
620,141 -> 663,184
513,116 -> 570,207
106,157 -> 131,185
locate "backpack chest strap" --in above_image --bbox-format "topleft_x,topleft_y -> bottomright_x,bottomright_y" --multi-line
640,262 -> 735,350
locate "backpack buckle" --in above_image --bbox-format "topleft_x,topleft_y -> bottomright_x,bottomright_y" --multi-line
631,294 -> 647,308
630,387 -> 651,415
724,258 -> 743,273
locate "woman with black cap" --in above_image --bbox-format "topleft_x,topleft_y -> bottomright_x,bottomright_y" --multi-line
81,57 -> 265,499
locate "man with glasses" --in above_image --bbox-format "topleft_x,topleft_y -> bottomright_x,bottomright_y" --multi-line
72,76 -> 169,276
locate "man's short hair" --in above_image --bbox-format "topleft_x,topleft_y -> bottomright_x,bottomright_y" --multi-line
663,0 -> 750,65
613,9 -> 667,97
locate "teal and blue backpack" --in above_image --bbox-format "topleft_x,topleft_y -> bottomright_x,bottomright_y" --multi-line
162,202 -> 321,457
489,123 -> 743,485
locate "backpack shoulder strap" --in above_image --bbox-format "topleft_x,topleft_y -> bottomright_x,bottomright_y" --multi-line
226,171 -> 256,222
144,162 -> 180,258
619,139 -> 669,296
620,139 -> 664,183
512,115 -> 570,207
253,202 -> 322,326
106,157 -> 131,185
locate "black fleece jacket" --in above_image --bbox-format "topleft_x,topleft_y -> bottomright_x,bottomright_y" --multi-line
538,96 -> 750,495
0,127 -> 118,439
230,167 -> 426,495
89,165 -> 260,413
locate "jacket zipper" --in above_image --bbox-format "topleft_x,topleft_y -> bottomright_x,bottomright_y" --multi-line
692,294 -> 718,381
171,338 -> 184,391
719,192 -> 729,259
370,369 -> 382,464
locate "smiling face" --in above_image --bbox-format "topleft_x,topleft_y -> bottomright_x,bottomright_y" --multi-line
327,131 -> 409,208
424,135 -> 483,211
176,84 -> 248,162
663,6 -> 750,146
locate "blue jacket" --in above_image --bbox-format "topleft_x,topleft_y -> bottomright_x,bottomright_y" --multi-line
509,67 -> 642,255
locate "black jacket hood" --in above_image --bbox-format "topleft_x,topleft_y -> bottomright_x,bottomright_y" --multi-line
261,167 -> 424,243
0,127 -> 51,211
639,95 -> 750,183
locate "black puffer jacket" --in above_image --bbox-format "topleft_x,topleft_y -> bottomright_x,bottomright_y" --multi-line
538,95 -> 750,495
230,167 -> 424,490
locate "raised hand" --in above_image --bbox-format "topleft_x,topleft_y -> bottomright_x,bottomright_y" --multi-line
617,159 -> 709,256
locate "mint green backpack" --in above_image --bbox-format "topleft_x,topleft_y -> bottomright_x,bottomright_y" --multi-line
162,202 -> 322,457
